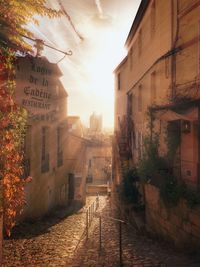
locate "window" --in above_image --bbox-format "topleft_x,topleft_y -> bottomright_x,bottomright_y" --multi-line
138,29 -> 142,57
138,84 -> 142,111
138,132 -> 143,159
117,73 -> 121,90
41,127 -> 46,161
57,127 -> 63,167
135,131 -> 143,159
23,125 -> 31,178
129,47 -> 133,70
151,0 -> 156,38
89,159 -> 92,168
127,93 -> 133,116
198,20 -> 200,75
86,175 -> 93,183
151,71 -> 156,103
41,127 -> 49,173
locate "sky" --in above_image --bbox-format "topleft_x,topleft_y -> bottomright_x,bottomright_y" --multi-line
28,0 -> 141,129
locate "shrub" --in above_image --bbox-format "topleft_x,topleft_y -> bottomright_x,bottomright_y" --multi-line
138,135 -> 169,182
119,168 -> 141,205
160,176 -> 184,206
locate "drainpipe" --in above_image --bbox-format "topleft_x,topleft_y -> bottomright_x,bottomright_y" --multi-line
179,119 -> 182,181
198,106 -> 200,191
171,0 -> 183,180
150,110 -> 153,142
171,0 -> 178,100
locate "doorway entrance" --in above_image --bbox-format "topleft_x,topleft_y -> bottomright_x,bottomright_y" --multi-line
68,173 -> 75,201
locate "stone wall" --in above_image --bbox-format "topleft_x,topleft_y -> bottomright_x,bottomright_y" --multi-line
86,185 -> 107,195
145,183 -> 200,250
86,144 -> 112,185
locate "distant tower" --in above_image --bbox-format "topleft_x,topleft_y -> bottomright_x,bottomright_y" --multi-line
90,112 -> 102,133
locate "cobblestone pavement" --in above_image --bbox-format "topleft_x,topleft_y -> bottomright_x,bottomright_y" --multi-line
70,197 -> 200,267
3,196 -> 98,267
3,196 -> 200,267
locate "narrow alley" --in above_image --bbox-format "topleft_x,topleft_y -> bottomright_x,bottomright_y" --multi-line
2,1 -> 200,266
3,196 -> 200,267
3,197 -> 97,267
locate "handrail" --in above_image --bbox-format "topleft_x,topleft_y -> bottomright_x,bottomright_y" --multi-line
73,195 -> 100,254
97,212 -> 124,267
98,214 -> 125,224
73,196 -> 125,267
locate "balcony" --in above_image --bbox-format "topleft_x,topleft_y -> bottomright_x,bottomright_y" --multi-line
174,79 -> 200,102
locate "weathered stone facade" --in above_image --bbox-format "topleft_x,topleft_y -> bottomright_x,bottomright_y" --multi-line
15,56 -> 87,220
114,0 -> 200,249
85,137 -> 112,195
145,183 -> 200,250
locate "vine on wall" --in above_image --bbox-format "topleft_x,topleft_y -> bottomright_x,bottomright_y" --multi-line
0,48 -> 33,236
0,1 -> 62,236
119,168 -> 141,206
138,109 -> 200,208
137,134 -> 168,183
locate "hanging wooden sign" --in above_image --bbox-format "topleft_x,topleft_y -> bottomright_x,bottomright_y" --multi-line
15,56 -> 61,117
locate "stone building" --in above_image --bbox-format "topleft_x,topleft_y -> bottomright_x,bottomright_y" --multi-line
114,0 -> 200,250
114,0 -> 200,188
85,132 -> 112,195
85,114 -> 112,194
89,112 -> 102,134
65,116 -> 88,205
86,141 -> 112,193
15,56 -> 87,220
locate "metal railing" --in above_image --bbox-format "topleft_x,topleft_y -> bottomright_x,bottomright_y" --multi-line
97,214 -> 125,267
86,194 -> 99,239
73,194 -> 100,254
83,193 -> 125,266
72,195 -> 125,266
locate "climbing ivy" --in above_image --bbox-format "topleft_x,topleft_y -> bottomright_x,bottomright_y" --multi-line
161,176 -> 200,208
137,107 -> 200,208
0,1 -> 62,236
119,168 -> 141,206
0,47 -> 31,236
137,120 -> 170,186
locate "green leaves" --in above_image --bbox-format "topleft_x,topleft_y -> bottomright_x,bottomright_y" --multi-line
137,135 -> 168,182
119,168 -> 141,205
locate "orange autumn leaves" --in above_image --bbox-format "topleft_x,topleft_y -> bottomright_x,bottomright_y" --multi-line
0,49 -> 31,236
0,0 -> 62,52
0,1 -> 62,236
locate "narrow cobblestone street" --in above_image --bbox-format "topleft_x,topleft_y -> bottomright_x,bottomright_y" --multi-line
3,197 -> 97,267
70,197 -> 200,267
3,196 -> 200,267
